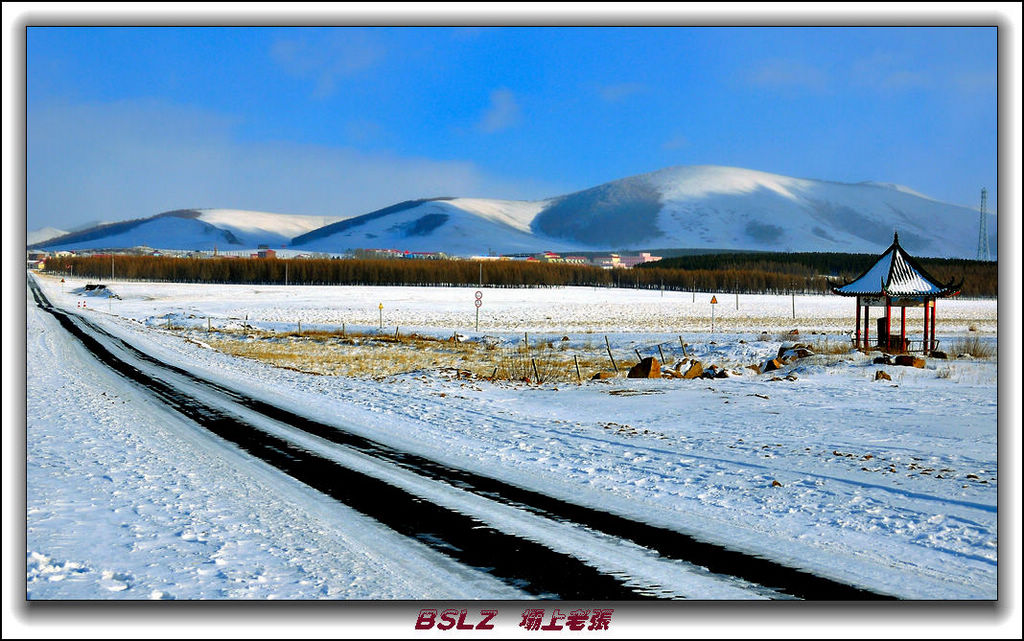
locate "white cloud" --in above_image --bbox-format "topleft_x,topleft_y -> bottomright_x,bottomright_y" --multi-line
270,30 -> 386,98
747,59 -> 828,91
477,88 -> 521,133
27,100 -> 556,231
848,52 -> 951,92
598,82 -> 647,102
950,70 -> 997,93
661,134 -> 688,150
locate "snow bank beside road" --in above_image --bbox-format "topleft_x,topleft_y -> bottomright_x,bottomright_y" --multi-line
25,290 -> 524,600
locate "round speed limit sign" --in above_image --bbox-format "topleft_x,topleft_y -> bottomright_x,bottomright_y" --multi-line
474,290 -> 483,300
475,299 -> 482,308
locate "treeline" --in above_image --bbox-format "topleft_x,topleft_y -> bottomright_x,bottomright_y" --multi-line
46,252 -> 998,297
48,255 -> 615,288
641,252 -> 998,297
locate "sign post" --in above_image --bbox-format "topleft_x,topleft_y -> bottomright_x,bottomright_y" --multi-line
710,295 -> 718,332
474,290 -> 483,331
379,302 -> 383,329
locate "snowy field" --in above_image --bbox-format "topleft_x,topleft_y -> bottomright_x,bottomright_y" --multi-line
25,273 -> 1002,606
43,277 -> 998,337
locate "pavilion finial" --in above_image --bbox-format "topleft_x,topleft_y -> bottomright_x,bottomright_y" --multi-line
893,229 -> 899,244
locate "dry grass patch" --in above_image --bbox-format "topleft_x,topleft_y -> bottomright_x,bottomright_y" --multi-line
491,345 -> 609,383
811,336 -> 853,355
950,335 -> 996,359
198,326 -> 617,383
205,334 -> 485,378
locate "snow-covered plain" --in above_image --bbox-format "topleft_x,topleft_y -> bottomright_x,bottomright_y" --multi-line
26,274 -> 999,600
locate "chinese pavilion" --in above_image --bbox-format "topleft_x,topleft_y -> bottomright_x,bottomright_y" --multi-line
833,232 -> 962,354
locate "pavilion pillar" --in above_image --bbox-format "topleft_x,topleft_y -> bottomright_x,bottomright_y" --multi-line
900,305 -> 907,352
923,299 -> 930,354
930,299 -> 937,353
885,296 -> 892,351
855,297 -> 861,349
864,304 -> 870,349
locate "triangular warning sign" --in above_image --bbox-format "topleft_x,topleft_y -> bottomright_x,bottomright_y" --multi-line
710,296 -> 718,304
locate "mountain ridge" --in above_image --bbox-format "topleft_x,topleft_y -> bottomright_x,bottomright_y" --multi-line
29,165 -> 995,259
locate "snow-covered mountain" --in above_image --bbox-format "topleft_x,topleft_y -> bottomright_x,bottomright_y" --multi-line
290,197 -> 584,256
27,226 -> 68,246
29,166 -> 995,259
529,165 -> 994,258
31,209 -> 342,252
291,166 -> 994,258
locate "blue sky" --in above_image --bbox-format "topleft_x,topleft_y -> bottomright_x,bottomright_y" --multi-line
26,25 -> 998,231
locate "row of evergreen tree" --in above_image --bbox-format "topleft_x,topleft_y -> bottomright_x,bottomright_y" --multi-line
640,252 -> 997,297
46,253 -> 997,297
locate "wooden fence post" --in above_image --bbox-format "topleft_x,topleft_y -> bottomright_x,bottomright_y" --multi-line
605,336 -> 618,372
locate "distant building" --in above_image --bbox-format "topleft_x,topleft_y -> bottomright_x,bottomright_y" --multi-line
257,248 -> 277,259
407,251 -> 449,260
589,252 -> 661,269
354,248 -> 406,260
591,254 -> 621,269
617,252 -> 662,268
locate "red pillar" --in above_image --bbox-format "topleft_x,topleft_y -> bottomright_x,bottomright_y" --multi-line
855,297 -> 861,349
864,304 -> 870,349
931,299 -> 937,352
923,300 -> 929,354
900,305 -> 907,352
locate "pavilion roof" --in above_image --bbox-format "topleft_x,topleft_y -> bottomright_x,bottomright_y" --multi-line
832,232 -> 961,298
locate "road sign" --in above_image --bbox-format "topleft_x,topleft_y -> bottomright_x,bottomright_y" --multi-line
475,290 -> 483,300
710,296 -> 718,304
475,299 -> 482,308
